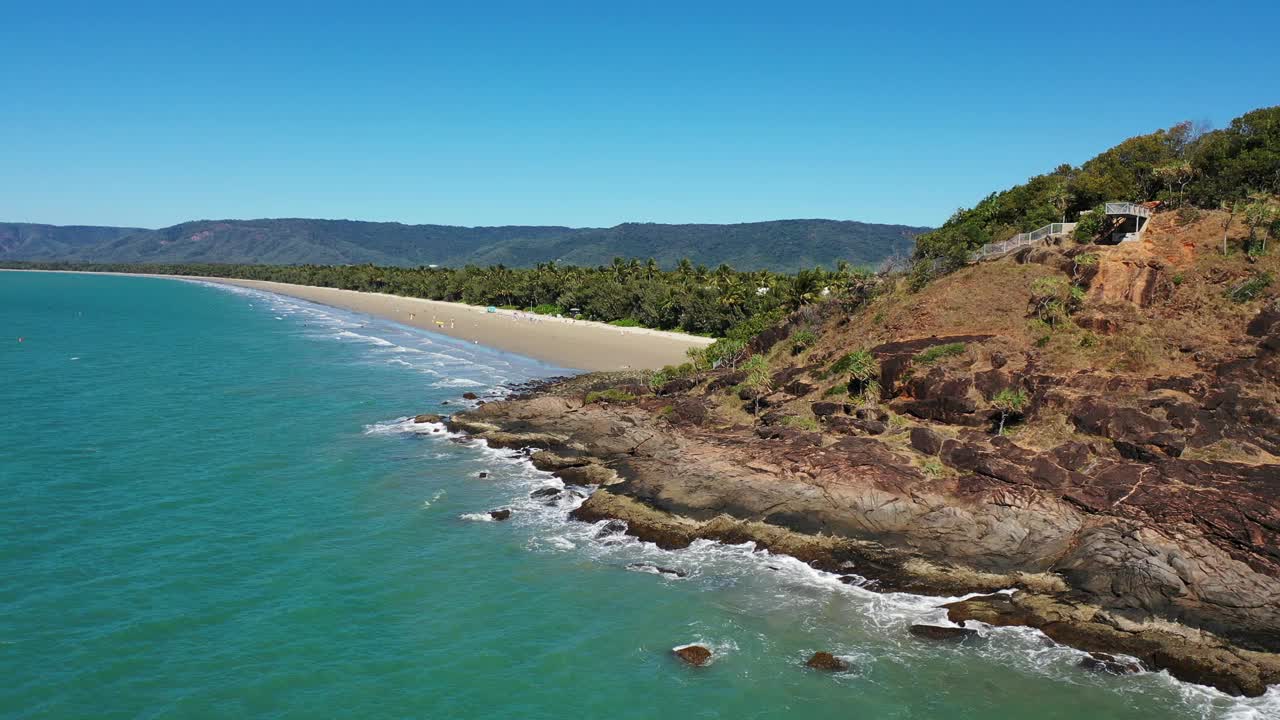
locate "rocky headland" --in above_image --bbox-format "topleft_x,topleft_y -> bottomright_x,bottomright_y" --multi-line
442,211 -> 1280,696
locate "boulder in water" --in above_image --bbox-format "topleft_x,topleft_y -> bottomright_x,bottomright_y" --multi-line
627,562 -> 688,578
594,519 -> 628,538
805,652 -> 849,671
530,487 -> 562,500
1078,652 -> 1143,675
462,392 -> 479,400
477,471 -> 489,479
413,413 -> 442,424
488,509 -> 511,521
673,644 -> 712,666
909,624 -> 978,641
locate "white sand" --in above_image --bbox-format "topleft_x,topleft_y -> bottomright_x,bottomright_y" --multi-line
4,270 -> 713,371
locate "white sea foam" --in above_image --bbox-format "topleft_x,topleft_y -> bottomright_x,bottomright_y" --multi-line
362,417 -> 448,437
421,490 -> 446,509
460,512 -> 497,522
432,377 -> 486,388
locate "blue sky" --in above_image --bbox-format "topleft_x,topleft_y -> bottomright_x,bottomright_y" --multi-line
3,1 -> 1277,229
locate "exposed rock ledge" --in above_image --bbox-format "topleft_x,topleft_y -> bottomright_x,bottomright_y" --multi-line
443,370 -> 1280,696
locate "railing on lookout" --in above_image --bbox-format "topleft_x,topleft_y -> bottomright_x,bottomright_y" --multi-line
1105,202 -> 1152,219
972,222 -> 1077,262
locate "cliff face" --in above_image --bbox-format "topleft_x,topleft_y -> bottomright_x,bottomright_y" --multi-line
445,210 -> 1280,696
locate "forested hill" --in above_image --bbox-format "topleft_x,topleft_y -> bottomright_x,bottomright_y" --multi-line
0,218 -> 929,272
0,223 -> 144,260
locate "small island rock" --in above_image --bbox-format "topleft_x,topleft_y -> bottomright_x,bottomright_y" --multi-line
805,652 -> 849,671
673,645 -> 712,666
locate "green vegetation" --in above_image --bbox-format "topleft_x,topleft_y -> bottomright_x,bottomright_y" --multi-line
910,106 -> 1280,283
741,355 -> 773,417
921,459 -> 945,478
1226,272 -> 1274,303
1029,278 -> 1086,328
584,388 -> 637,404
8,259 -> 875,338
914,342 -> 966,365
827,349 -> 878,379
789,329 -> 817,355
781,415 -> 820,431
992,388 -> 1030,435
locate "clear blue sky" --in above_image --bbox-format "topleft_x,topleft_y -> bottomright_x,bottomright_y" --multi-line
3,1 -> 1277,229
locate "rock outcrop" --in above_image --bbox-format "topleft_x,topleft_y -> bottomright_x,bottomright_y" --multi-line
433,281 -> 1280,696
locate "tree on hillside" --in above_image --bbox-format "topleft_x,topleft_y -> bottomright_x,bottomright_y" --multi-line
992,388 -> 1029,435
1049,184 -> 1074,223
741,355 -> 772,418
1243,193 -> 1280,254
1154,162 -> 1197,207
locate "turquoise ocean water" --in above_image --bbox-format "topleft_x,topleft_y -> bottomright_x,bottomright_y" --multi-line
1,271 -> 1275,719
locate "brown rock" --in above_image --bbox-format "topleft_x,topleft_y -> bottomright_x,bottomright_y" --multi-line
673,644 -> 712,666
462,392 -> 479,400
910,426 -> 944,455
811,401 -> 849,417
413,413 -> 442,424
488,509 -> 511,521
805,651 -> 849,671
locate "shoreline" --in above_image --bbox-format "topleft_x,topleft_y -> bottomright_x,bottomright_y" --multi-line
2,269 -> 713,371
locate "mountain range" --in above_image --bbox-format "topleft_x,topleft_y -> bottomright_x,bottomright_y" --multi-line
0,218 -> 929,272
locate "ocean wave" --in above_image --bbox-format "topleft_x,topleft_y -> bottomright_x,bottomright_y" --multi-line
334,330 -> 395,347
431,377 -> 486,388
362,417 -> 448,437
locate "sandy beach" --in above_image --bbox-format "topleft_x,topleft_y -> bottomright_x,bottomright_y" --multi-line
3,270 -> 713,371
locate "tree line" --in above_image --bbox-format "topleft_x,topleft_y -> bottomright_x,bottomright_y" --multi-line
3,259 -> 878,338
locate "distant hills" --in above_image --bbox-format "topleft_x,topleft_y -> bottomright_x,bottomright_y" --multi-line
0,218 -> 929,272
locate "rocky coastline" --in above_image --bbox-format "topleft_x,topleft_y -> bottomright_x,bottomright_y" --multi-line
436,293 -> 1280,697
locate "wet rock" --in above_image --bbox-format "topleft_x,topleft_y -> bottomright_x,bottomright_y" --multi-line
910,427 -> 944,455
413,413 -> 442,424
477,471 -> 489,479
594,519 -> 628,538
462,392 -> 479,400
805,651 -> 849,671
1079,652 -> 1143,675
530,487 -> 562,500
673,644 -> 712,666
488,509 -> 511,521
909,624 -> 979,641
628,562 -> 688,578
